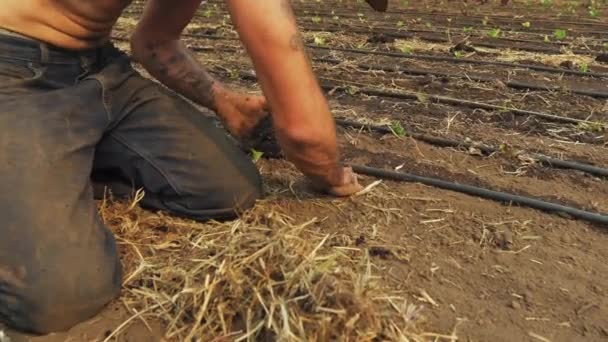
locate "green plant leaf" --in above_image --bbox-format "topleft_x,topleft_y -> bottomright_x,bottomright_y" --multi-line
390,121 -> 406,137
522,21 -> 531,28
251,149 -> 264,163
399,45 -> 413,54
487,28 -> 501,38
553,29 -> 567,40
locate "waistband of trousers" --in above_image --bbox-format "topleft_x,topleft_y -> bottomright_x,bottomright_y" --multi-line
0,28 -> 105,66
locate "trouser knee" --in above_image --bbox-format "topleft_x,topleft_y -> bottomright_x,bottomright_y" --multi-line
0,227 -> 123,334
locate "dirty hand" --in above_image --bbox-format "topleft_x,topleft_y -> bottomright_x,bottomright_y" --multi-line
323,166 -> 364,197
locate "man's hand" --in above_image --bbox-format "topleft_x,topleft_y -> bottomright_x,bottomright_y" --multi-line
227,0 -> 357,196
322,167 -> 364,197
130,0 -> 269,142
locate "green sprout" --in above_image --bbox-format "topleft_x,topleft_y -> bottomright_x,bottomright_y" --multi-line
579,63 -> 589,73
396,20 -> 405,27
425,22 -> 433,28
553,29 -> 567,40
463,26 -> 474,33
313,35 -> 326,46
603,42 -> 608,49
346,86 -> 359,95
390,121 -> 406,137
228,68 -> 240,80
578,121 -> 605,133
311,16 -> 322,24
522,21 -> 531,28
454,51 -> 464,58
332,15 -> 340,21
251,149 -> 264,163
589,7 -> 599,17
544,35 -> 551,42
399,45 -> 413,54
203,8 -> 214,18
487,28 -> 501,38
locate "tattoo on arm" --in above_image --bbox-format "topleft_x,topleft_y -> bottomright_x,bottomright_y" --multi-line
142,42 -> 217,110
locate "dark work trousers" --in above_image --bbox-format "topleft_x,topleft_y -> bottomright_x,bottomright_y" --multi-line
0,31 -> 263,334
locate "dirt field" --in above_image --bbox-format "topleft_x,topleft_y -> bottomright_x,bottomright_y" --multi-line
5,0 -> 608,341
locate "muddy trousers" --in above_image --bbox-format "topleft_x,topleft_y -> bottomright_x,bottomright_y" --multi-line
0,33 -> 262,334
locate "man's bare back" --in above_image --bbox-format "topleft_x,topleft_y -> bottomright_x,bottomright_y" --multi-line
0,0 -> 131,49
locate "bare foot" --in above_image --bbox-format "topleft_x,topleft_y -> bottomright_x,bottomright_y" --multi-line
214,89 -> 269,141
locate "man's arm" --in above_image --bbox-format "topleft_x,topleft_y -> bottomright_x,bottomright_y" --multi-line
130,0 -> 220,111
130,0 -> 361,196
226,0 -> 361,195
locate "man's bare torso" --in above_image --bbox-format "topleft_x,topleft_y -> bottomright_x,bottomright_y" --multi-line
0,0 -> 133,49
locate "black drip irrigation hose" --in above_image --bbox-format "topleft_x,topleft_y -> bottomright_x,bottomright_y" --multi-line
315,57 -> 608,99
181,33 -> 608,78
234,69 -> 603,129
300,25 -> 602,56
350,165 -> 608,226
312,46 -> 608,79
322,83 -> 597,126
336,119 -> 608,178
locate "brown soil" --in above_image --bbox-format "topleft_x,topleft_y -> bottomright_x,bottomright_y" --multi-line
5,1 -> 608,341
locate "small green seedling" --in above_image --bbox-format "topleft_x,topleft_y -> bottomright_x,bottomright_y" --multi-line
332,15 -> 340,21
553,29 -> 567,40
313,35 -> 326,46
390,121 -> 406,137
544,35 -> 551,42
603,42 -> 608,50
203,8 -> 214,18
463,26 -> 474,33
522,21 -> 531,28
425,22 -> 433,28
399,45 -> 413,54
487,28 -> 501,38
396,20 -> 405,27
578,121 -> 605,133
579,63 -> 589,73
311,16 -> 322,24
589,7 -> 599,17
228,68 -> 240,80
453,51 -> 464,58
251,149 -> 264,163
346,86 -> 359,95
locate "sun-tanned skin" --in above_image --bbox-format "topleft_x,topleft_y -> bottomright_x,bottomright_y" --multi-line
0,0 -> 362,195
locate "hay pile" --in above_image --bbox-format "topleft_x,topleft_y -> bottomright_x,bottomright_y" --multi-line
99,192 -> 425,341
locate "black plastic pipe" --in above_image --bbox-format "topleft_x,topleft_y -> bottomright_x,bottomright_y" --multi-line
316,58 -> 608,98
312,46 -> 608,79
351,164 -> 608,226
300,25 -> 600,56
323,83 -> 596,125
336,119 -> 608,178
180,34 -> 608,78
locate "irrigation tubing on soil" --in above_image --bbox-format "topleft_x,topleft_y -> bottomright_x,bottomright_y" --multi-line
182,34 -> 608,78
315,58 -> 608,99
323,84 -> 597,126
312,46 -> 608,79
299,25 -> 600,56
350,164 -> 608,226
336,119 -> 608,178
230,69 -> 602,127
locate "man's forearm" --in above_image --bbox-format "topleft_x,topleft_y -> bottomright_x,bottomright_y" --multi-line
131,39 -> 220,111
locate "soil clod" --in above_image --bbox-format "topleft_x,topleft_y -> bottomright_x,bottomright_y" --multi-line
596,53 -> 608,64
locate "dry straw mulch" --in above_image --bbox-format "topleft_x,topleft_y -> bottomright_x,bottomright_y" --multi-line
99,191 -> 437,341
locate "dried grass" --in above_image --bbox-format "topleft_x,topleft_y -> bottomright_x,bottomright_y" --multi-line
99,192 -> 427,341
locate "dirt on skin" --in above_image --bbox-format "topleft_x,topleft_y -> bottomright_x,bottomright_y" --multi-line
4,0 -> 608,341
